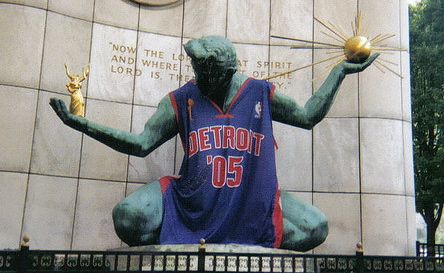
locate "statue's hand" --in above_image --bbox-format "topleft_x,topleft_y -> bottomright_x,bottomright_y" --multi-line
340,53 -> 380,75
49,98 -> 86,131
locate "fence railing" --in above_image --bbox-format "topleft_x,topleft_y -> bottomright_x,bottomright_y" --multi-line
416,241 -> 444,257
1,239 -> 443,273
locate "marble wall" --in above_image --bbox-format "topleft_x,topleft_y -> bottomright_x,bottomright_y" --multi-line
0,0 -> 415,255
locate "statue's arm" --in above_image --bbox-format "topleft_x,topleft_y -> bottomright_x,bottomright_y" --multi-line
271,54 -> 378,129
49,95 -> 178,157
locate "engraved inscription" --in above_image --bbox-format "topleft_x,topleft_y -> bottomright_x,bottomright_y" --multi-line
107,41 -> 295,91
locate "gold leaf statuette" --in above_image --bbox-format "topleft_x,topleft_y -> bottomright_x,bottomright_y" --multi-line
64,64 -> 89,117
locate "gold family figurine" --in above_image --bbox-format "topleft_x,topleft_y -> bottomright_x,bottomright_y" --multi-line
64,64 -> 89,117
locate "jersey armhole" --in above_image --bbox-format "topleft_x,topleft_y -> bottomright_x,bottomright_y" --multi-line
168,91 -> 186,151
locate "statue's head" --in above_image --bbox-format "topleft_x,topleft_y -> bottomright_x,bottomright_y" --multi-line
184,36 -> 237,97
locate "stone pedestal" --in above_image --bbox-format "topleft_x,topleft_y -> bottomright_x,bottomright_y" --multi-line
114,244 -> 300,254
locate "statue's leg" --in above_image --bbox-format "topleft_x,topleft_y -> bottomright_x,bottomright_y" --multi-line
280,190 -> 328,251
112,181 -> 163,246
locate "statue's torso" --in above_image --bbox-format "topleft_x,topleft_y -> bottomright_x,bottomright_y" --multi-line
160,78 -> 282,247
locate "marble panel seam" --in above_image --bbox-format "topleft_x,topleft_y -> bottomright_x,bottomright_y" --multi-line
0,170 -> 30,176
357,74 -> 364,243
224,0 -> 229,38
126,181 -> 146,185
311,190 -> 414,197
361,191 -> 411,197
93,1 -> 140,31
311,0 -> 315,205
87,95 -> 159,108
0,3 -> 94,24
21,6 -> 49,242
399,0 -> 408,201
267,0 -> 272,76
89,96 -> 158,108
47,9 -> 93,24
0,83 -> 39,93
18,174 -> 31,248
357,116 -> 411,123
285,190 -> 317,194
404,191 -> 410,254
400,86 -> 410,218
321,116 -> 412,124
70,132 -> 84,249
399,0 -> 403,50
91,21 -> 138,35
175,8 -> 186,88
125,3 -> 142,184
139,28 -> 184,38
0,2 -> 47,11
0,171 -> 78,180
68,178 -> 80,250
77,173 -> 130,183
68,3 -> 97,250
45,6 -> 189,38
310,190 -> 360,194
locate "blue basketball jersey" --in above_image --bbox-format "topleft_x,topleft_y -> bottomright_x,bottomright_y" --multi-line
160,78 -> 283,248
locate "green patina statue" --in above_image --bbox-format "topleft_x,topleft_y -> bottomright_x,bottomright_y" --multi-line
50,36 -> 377,251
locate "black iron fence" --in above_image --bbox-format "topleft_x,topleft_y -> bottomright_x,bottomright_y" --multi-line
417,241 -> 444,257
1,242 -> 443,273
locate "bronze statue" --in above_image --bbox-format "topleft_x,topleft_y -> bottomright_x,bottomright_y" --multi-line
50,36 -> 377,251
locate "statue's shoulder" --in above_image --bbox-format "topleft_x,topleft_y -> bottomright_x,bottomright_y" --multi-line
240,76 -> 273,91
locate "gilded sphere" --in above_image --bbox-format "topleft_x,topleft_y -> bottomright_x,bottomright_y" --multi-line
344,36 -> 372,63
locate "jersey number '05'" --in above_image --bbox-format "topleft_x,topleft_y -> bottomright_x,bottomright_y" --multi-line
207,155 -> 244,188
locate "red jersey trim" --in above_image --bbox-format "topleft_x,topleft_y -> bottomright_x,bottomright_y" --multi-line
215,114 -> 235,119
159,176 -> 179,194
209,99 -> 225,115
225,77 -> 253,113
272,189 -> 283,248
273,136 -> 279,150
168,92 -> 186,150
169,91 -> 180,125
203,77 -> 253,115
269,83 -> 276,101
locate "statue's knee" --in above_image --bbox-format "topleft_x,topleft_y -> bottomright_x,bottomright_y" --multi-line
282,211 -> 328,251
296,217 -> 328,251
311,214 -> 328,245
112,202 -> 133,236
112,196 -> 161,246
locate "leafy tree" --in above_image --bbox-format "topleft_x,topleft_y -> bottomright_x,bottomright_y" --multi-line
410,0 -> 444,251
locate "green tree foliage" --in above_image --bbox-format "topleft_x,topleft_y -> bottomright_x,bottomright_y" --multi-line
410,0 -> 444,248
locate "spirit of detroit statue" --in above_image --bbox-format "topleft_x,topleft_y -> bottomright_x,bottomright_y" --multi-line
50,36 -> 377,251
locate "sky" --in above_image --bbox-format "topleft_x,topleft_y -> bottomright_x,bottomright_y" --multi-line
407,0 -> 422,5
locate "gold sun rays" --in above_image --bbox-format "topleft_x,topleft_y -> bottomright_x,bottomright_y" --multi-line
265,11 -> 406,81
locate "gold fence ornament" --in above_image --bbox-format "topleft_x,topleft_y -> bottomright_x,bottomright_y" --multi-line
64,64 -> 89,117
